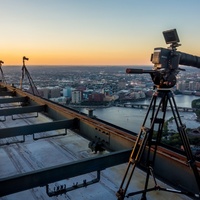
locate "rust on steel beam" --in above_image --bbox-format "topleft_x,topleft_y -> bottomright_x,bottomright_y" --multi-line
0,149 -> 131,197
0,96 -> 29,104
0,105 -> 46,116
0,119 -> 75,138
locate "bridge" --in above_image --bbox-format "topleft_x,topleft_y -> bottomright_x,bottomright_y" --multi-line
0,83 -> 199,199
119,102 -> 198,112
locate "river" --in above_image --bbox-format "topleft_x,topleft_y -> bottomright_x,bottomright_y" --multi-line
80,95 -> 200,133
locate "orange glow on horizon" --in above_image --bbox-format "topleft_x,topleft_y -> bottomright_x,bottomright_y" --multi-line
1,48 -> 151,66
1,1 -> 200,68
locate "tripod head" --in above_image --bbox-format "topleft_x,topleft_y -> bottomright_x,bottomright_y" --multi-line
127,29 -> 200,88
23,56 -> 29,67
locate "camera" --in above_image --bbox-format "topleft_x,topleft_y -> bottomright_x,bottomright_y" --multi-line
127,29 -> 200,88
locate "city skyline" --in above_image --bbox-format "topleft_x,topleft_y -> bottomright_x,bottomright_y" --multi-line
1,0 -> 200,66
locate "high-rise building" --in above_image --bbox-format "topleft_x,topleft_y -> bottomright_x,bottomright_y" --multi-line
38,87 -> 61,99
50,87 -> 61,98
189,81 -> 195,91
176,81 -> 186,91
63,87 -> 72,98
71,90 -> 82,103
38,88 -> 49,99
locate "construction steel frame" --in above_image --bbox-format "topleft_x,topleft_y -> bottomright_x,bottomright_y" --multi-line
0,83 -> 200,197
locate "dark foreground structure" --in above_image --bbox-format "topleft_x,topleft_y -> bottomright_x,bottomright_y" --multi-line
0,83 -> 199,199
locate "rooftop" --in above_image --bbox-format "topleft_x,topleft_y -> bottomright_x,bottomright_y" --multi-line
0,110 -> 192,200
0,83 -> 198,200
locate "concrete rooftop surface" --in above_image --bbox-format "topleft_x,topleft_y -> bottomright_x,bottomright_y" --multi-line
0,112 -> 193,200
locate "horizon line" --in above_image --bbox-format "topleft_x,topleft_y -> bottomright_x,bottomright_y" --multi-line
3,64 -> 152,67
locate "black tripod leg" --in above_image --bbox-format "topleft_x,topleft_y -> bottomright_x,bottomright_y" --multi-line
117,94 -> 159,200
117,128 -> 150,200
168,94 -> 200,193
117,89 -> 200,200
140,94 -> 168,199
126,92 -> 168,199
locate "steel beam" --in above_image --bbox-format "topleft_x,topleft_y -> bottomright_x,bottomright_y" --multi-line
0,87 -> 7,91
0,149 -> 131,197
0,119 -> 74,138
0,105 -> 46,116
0,96 -> 28,104
0,91 -> 15,96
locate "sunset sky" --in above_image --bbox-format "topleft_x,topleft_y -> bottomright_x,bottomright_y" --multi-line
1,0 -> 200,66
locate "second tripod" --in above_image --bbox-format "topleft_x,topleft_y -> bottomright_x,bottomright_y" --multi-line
116,89 -> 200,200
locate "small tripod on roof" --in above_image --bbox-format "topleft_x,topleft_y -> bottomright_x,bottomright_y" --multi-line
19,56 -> 40,96
0,60 -> 6,84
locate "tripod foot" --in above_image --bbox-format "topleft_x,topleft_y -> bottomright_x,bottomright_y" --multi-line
116,188 -> 125,200
141,194 -> 147,200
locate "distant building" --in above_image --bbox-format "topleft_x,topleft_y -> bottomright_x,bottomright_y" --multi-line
38,87 -> 61,99
118,80 -> 126,90
104,89 -> 112,96
38,88 -> 49,99
145,90 -> 153,97
50,97 -> 67,104
63,87 -> 72,98
83,90 -> 93,100
76,86 -> 86,91
134,92 -> 140,99
138,91 -> 146,98
196,82 -> 200,91
176,81 -> 186,91
195,91 -> 200,96
71,90 -> 82,103
50,87 -> 61,98
88,92 -> 104,102
189,81 -> 195,91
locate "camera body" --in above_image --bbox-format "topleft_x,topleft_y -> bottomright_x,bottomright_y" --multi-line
151,47 -> 180,71
150,47 -> 181,88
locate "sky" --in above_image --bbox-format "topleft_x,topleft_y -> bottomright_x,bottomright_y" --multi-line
1,0 -> 200,66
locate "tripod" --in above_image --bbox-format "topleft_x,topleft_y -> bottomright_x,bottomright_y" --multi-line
0,60 -> 6,84
116,88 -> 200,200
19,56 -> 40,96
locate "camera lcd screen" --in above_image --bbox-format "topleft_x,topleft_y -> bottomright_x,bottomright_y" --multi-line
163,29 -> 180,44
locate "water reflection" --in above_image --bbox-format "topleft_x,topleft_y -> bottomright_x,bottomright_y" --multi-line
80,95 -> 200,133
